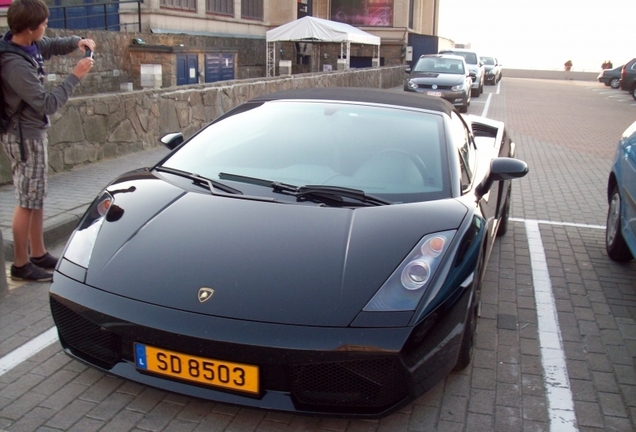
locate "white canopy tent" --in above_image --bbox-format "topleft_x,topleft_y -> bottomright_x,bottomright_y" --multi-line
265,16 -> 381,77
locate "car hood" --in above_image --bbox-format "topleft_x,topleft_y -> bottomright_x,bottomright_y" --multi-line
79,171 -> 468,327
408,72 -> 465,86
484,65 -> 495,72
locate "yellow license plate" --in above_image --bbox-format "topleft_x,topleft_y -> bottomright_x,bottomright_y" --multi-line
134,343 -> 259,394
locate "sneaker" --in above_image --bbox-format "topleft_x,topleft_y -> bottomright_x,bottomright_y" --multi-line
10,262 -> 53,282
30,252 -> 59,269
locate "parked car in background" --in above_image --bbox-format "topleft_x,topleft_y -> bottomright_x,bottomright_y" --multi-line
404,54 -> 472,112
606,119 -> 636,262
598,65 -> 622,89
49,87 -> 528,418
619,58 -> 636,99
439,48 -> 485,97
480,56 -> 502,85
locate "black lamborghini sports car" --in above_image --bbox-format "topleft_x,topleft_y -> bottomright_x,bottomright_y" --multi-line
49,87 -> 528,418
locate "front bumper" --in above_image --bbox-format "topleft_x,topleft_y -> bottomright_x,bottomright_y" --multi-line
49,271 -> 470,418
404,86 -> 469,108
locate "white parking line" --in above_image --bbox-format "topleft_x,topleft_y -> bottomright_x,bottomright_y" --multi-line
0,327 -> 58,376
525,220 -> 578,431
481,93 -> 493,118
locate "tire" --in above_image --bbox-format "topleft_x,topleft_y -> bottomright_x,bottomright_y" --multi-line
454,258 -> 482,371
606,185 -> 633,262
631,86 -> 636,100
496,187 -> 511,237
610,78 -> 619,89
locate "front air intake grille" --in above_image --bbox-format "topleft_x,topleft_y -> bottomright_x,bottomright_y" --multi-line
50,298 -> 121,369
288,357 -> 408,410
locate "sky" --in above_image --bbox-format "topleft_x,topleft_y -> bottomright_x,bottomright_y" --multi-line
437,0 -> 635,72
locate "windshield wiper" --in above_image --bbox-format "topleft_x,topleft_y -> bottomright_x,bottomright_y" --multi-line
218,172 -> 298,193
155,166 -> 242,195
218,172 -> 391,206
296,185 -> 392,206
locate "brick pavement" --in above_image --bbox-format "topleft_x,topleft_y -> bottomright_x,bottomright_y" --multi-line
0,79 -> 635,431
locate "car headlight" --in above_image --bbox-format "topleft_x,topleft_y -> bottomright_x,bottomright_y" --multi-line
406,80 -> 418,90
63,191 -> 113,268
451,83 -> 465,91
363,230 -> 456,311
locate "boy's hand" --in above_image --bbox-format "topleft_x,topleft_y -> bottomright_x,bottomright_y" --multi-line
72,57 -> 94,79
78,38 -> 96,54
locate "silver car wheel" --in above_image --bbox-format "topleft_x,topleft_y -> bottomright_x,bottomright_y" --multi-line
607,192 -> 621,246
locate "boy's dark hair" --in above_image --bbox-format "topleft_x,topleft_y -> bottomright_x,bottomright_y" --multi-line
7,0 -> 50,34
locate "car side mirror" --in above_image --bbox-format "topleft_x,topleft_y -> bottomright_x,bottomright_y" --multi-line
160,132 -> 184,150
475,158 -> 528,199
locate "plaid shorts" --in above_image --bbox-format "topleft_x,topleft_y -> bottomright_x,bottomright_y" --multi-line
1,133 -> 48,209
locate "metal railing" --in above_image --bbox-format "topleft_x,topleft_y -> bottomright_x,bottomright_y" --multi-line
48,0 -> 143,32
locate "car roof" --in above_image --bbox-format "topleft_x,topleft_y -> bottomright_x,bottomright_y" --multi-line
251,87 -> 454,117
418,53 -> 466,62
440,48 -> 478,54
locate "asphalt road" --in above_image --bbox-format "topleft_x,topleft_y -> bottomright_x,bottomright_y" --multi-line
1,77 -> 636,432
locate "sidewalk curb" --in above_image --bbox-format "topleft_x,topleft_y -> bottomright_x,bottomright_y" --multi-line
2,206 -> 88,262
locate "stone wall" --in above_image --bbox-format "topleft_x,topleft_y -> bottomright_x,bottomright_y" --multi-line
0,66 -> 406,184
22,28 -> 268,96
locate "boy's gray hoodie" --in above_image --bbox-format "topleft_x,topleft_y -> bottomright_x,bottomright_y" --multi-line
1,33 -> 81,140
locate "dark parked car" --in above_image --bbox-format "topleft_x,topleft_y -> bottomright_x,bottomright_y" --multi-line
404,54 -> 472,112
439,48 -> 485,97
480,56 -> 502,85
606,119 -> 636,262
619,58 -> 636,99
49,88 -> 528,418
598,65 -> 622,89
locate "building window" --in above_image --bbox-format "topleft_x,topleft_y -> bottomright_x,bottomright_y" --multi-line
161,0 -> 195,12
241,0 -> 263,20
207,0 -> 233,16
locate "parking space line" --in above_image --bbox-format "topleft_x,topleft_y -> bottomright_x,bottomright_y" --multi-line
0,327 -> 58,377
510,218 -> 604,230
481,93 -> 493,118
525,220 -> 578,432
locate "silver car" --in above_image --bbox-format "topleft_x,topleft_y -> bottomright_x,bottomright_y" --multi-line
439,48 -> 485,97
404,54 -> 472,113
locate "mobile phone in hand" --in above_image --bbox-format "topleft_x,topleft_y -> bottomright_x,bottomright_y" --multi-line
85,49 -> 93,59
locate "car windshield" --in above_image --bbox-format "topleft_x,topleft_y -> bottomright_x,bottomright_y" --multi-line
481,57 -> 495,65
414,57 -> 465,74
161,100 -> 451,203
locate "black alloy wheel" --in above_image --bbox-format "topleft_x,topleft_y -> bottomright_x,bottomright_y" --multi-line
496,187 -> 511,237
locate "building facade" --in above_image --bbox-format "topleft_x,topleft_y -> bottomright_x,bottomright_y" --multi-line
116,0 -> 447,71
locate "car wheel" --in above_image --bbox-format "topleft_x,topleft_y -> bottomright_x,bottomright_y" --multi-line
497,187 -> 511,237
610,78 -> 620,89
606,185 -> 633,262
454,260 -> 482,371
631,87 -> 636,100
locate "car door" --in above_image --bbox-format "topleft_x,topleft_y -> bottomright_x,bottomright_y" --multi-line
619,132 -> 636,238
